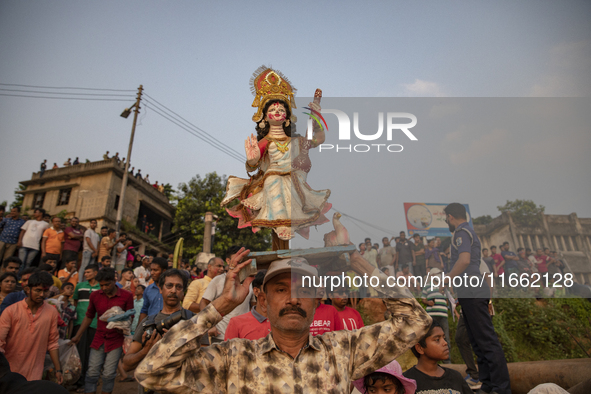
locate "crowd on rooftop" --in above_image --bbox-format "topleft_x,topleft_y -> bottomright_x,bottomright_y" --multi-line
38,151 -> 167,196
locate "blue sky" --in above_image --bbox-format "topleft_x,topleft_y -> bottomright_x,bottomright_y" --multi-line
1,1 -> 590,246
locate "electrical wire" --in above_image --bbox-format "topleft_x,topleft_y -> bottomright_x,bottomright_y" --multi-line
143,93 -> 243,158
331,207 -> 397,236
0,93 -> 132,102
143,102 -> 244,162
0,88 -> 134,97
143,102 -> 244,163
0,83 -> 135,92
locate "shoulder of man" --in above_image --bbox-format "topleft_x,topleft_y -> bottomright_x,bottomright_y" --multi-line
452,227 -> 473,248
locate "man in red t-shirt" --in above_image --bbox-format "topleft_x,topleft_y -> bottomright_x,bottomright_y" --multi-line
225,270 -> 271,341
490,245 -> 505,276
70,268 -> 133,394
534,248 -> 549,273
330,288 -> 365,331
62,217 -> 83,270
309,287 -> 343,336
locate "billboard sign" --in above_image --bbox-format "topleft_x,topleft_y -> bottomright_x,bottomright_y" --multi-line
404,203 -> 472,237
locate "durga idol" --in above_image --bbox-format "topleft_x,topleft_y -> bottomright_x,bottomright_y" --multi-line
221,66 -> 331,250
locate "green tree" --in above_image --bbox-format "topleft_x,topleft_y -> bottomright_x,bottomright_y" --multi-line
10,185 -> 26,209
473,215 -> 494,225
162,183 -> 175,201
497,199 -> 545,226
172,172 -> 271,260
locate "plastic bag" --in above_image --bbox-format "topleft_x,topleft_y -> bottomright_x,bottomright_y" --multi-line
44,339 -> 82,386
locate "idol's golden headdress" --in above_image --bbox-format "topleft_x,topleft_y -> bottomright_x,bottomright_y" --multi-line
250,65 -> 297,123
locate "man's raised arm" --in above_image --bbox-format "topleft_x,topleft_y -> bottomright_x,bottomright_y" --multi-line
135,248 -> 254,393
330,251 -> 432,382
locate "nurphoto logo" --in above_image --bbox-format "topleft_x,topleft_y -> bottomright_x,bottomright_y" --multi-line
306,110 -> 417,153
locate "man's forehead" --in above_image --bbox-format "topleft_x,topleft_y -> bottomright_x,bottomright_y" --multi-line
164,276 -> 183,284
268,272 -> 309,286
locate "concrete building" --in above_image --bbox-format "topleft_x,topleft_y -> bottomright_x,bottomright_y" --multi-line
20,158 -> 174,256
475,212 -> 591,284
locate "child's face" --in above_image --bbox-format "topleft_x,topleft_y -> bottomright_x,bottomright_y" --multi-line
47,260 -> 57,268
135,287 -> 144,297
420,326 -> 449,360
366,377 -> 399,394
62,285 -> 74,297
483,249 -> 489,257
67,261 -> 76,271
102,259 -> 111,267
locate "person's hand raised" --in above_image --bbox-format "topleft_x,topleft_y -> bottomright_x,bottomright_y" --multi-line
212,247 -> 255,316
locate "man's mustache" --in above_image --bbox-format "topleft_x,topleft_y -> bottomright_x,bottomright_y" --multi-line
279,307 -> 307,318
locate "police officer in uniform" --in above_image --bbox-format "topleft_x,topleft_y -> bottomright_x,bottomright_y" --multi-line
444,203 -> 511,394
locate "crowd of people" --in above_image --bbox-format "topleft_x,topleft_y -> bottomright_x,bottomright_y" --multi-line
358,231 -> 575,298
38,152 -> 168,196
0,203 -> 582,394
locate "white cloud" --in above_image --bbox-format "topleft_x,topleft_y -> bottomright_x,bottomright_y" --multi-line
402,79 -> 445,97
529,41 -> 591,97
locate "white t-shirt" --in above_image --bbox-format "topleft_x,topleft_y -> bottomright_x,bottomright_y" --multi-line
20,219 -> 50,250
115,242 -> 127,268
134,266 -> 151,286
202,273 -> 253,340
378,246 -> 396,268
83,229 -> 100,253
362,248 -> 378,269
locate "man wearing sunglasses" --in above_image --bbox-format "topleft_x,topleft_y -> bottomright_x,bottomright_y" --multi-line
122,269 -> 192,374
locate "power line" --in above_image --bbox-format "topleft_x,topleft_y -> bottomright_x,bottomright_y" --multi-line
143,102 -> 244,163
331,207 -> 397,236
0,83 -> 135,92
0,88 -> 134,97
143,101 -> 244,162
143,94 -> 243,158
0,93 -> 132,102
143,98 -> 244,162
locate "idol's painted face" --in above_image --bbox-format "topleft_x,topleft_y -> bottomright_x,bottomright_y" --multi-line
266,102 -> 287,123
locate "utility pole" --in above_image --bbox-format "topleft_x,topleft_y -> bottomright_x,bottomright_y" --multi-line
203,212 -> 213,253
115,85 -> 143,236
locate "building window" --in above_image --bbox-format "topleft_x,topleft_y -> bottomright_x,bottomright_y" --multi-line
114,195 -> 120,210
33,192 -> 45,209
57,188 -> 72,206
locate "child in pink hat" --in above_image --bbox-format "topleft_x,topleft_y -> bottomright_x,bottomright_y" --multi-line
353,360 -> 416,394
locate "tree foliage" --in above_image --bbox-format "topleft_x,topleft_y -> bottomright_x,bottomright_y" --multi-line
10,185 -> 26,209
473,215 -> 494,225
161,183 -> 175,201
172,172 -> 271,261
497,199 -> 545,226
